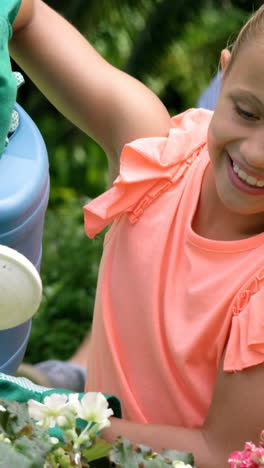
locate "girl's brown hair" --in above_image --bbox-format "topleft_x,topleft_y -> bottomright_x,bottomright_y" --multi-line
225,5 -> 264,74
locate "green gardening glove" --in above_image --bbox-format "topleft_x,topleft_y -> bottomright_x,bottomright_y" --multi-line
0,0 -> 22,157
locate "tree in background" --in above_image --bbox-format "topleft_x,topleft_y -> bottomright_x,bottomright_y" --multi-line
19,0 -> 257,362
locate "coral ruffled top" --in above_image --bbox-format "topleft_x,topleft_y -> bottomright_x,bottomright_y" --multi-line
83,109 -> 264,427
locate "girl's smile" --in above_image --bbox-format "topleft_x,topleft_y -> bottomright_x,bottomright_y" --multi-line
226,152 -> 264,195
205,44 -> 264,235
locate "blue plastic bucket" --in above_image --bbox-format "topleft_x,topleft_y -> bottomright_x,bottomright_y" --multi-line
0,320 -> 32,375
0,103 -> 49,374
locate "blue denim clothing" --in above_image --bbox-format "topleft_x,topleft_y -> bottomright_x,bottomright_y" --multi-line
197,73 -> 222,110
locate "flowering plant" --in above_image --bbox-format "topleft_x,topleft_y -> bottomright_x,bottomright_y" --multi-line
0,393 -> 195,467
228,433 -> 264,467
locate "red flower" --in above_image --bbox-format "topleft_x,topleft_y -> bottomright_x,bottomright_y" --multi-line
228,442 -> 264,467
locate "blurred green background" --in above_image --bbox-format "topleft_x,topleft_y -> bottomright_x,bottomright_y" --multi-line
16,0 -> 259,363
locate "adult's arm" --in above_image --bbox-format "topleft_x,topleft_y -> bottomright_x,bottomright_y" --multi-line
11,0 -> 171,181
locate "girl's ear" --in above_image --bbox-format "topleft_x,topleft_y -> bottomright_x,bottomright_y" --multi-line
220,49 -> 231,73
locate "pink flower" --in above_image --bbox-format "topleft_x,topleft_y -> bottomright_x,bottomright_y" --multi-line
251,447 -> 264,465
228,442 -> 264,467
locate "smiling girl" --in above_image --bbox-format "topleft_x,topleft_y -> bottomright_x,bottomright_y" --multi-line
8,2 -> 264,466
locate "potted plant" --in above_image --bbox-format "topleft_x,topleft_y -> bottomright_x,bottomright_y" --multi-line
0,392 -> 195,467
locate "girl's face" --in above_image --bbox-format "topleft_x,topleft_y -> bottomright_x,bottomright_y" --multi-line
208,43 -> 264,217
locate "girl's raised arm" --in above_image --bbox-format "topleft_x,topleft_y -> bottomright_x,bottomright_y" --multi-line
11,0 -> 171,178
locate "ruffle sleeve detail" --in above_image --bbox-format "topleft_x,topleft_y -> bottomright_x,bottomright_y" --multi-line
84,108 -> 212,238
224,267 -> 264,372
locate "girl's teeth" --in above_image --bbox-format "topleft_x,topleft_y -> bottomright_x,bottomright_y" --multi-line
233,162 -> 264,187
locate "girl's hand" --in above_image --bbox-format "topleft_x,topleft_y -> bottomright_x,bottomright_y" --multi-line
12,0 -> 33,34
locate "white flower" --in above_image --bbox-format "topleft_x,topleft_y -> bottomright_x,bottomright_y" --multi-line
0,433 -> 10,444
50,437 -> 59,445
74,452 -> 81,464
69,392 -> 113,430
28,393 -> 74,429
172,461 -> 193,468
0,405 -> 6,412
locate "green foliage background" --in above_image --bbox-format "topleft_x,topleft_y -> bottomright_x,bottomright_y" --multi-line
17,0 -> 257,362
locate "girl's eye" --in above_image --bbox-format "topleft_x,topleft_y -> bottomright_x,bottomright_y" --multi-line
234,104 -> 259,121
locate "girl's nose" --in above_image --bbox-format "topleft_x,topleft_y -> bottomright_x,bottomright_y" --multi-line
240,129 -> 264,170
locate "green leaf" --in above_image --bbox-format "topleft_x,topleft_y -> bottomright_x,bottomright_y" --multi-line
110,438 -> 196,467
0,398 -> 51,442
46,447 -> 72,468
0,399 -> 53,468
83,436 -> 112,462
135,445 -> 171,467
0,399 -> 30,436
13,435 -> 52,467
162,449 -> 195,465
109,437 -> 139,468
135,444 -> 153,457
0,441 -> 36,468
138,457 -> 171,467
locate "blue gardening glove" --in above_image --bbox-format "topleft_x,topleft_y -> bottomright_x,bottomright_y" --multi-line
0,0 -> 22,157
